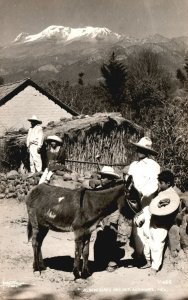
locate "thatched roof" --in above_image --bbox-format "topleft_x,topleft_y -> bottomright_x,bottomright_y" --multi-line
3,112 -> 143,147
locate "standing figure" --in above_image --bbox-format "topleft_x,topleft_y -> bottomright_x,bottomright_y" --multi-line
26,115 -> 44,175
126,137 -> 160,268
149,170 -> 180,274
90,166 -> 124,272
39,135 -> 66,184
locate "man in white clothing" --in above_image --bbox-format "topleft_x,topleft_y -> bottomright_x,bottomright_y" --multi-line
26,115 -> 44,174
126,136 -> 160,268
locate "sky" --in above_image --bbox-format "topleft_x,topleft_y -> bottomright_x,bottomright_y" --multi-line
1,0 -> 188,45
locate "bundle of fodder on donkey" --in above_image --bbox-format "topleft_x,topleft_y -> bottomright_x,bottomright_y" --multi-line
2,112 -> 143,175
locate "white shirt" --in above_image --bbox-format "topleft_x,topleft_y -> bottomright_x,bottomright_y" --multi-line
26,124 -> 44,148
128,157 -> 160,197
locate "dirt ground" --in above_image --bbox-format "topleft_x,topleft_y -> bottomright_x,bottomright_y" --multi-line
0,198 -> 188,300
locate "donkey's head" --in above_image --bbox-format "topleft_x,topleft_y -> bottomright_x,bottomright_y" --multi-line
119,175 -> 142,219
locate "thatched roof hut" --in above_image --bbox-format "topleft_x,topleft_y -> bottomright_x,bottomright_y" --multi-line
1,112 -> 143,173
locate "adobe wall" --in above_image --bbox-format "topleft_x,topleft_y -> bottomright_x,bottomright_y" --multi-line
0,86 -> 72,136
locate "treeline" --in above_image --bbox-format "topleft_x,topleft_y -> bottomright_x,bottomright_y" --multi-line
41,47 -> 188,190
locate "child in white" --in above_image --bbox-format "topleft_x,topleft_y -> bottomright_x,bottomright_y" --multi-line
149,170 -> 180,273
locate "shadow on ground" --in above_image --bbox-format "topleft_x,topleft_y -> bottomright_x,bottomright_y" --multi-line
100,295 -> 188,300
6,284 -> 56,300
44,255 -> 74,272
44,254 -> 135,275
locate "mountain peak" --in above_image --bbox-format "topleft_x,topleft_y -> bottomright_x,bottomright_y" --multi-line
13,25 -> 122,44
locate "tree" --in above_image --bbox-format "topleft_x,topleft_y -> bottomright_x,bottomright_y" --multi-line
126,48 -> 172,125
151,95 -> 188,189
176,56 -> 188,90
0,76 -> 4,85
78,72 -> 85,85
43,80 -> 110,115
100,52 -> 127,108
176,69 -> 186,88
184,56 -> 188,77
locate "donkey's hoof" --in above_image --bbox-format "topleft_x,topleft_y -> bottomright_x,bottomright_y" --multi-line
33,264 -> 46,273
73,268 -> 81,280
39,265 -> 47,271
81,269 -> 91,279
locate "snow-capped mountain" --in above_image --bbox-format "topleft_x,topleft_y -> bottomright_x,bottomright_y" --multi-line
0,25 -> 187,84
13,25 -> 122,44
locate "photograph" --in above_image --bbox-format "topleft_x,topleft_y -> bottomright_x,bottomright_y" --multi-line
0,0 -> 188,299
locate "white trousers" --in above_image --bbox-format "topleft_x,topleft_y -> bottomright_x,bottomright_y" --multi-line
39,168 -> 53,184
29,144 -> 42,173
133,202 -> 152,261
133,209 -> 168,270
133,217 -> 151,261
150,225 -> 167,271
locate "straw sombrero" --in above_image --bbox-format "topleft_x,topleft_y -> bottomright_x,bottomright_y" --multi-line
98,166 -> 120,179
46,135 -> 63,144
131,137 -> 157,156
28,115 -> 42,124
149,196 -> 180,216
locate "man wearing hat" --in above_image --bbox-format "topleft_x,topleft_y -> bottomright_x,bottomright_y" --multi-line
89,165 -> 120,189
26,115 -> 44,174
149,170 -> 180,274
125,136 -> 160,268
90,166 -> 125,272
39,135 -> 66,184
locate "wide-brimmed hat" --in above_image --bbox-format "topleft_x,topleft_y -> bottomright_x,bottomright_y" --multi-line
46,135 -> 63,144
149,196 -> 180,216
98,166 -> 120,179
28,115 -> 42,124
130,137 -> 157,156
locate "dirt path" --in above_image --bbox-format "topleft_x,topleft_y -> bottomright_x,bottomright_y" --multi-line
0,198 -> 188,300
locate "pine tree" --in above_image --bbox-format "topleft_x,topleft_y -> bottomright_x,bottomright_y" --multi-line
100,52 -> 127,107
0,76 -> 4,85
176,68 -> 186,88
184,56 -> 188,77
78,72 -> 84,85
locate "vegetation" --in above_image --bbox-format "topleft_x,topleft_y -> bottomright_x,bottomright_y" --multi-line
0,76 -> 4,85
40,47 -> 187,189
176,55 -> 188,90
1,46 -> 188,189
100,52 -> 128,108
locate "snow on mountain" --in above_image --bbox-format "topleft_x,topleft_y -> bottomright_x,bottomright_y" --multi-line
13,25 -> 122,44
14,32 -> 30,43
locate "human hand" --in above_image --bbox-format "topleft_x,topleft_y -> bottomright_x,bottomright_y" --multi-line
134,212 -> 145,227
158,198 -> 170,208
123,165 -> 130,175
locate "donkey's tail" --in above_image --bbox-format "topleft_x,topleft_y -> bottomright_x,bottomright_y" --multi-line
27,220 -> 32,242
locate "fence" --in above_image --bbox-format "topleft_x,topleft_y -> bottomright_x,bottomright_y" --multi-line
65,159 -> 128,174
63,128 -> 137,174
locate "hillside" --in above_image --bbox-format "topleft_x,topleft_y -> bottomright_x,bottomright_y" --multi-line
0,26 -> 188,84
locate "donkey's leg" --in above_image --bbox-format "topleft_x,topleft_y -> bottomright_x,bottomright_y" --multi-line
81,234 -> 91,279
32,227 -> 40,272
32,226 -> 48,272
38,226 -> 49,271
73,234 -> 83,279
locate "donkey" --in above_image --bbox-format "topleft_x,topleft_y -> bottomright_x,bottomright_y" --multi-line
26,178 -> 141,279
